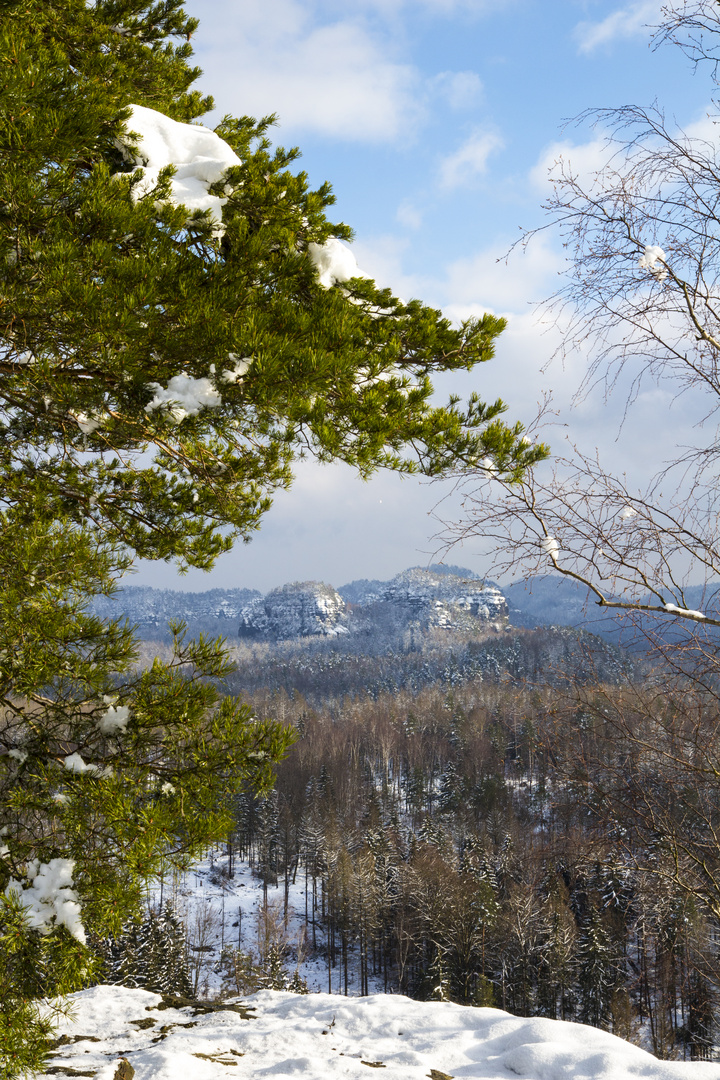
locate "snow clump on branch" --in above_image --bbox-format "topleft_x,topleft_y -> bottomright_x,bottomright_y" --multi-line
540,535 -> 560,561
221,355 -> 253,384
71,410 -> 104,435
63,753 -> 113,778
116,104 -> 241,237
97,701 -> 130,735
308,237 -> 368,288
5,858 -> 86,943
638,245 -> 668,282
145,374 -> 222,422
664,603 -> 706,619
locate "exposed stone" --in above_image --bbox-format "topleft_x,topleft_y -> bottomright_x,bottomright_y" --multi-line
382,568 -> 508,629
113,1060 -> 134,1080
238,582 -> 349,640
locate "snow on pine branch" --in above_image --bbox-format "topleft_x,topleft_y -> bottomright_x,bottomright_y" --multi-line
70,410 -> 105,435
143,359 -> 253,423
221,355 -> 253,384
97,700 -> 130,735
116,104 -> 241,237
4,858 -> 86,943
144,374 -> 221,422
308,237 -> 368,288
116,105 -> 377,308
63,753 -> 113,778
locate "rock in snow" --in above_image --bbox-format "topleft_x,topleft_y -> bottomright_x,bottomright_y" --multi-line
39,985 -> 718,1080
237,570 -> 508,642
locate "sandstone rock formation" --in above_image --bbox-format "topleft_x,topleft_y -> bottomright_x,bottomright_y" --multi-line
238,582 -> 349,640
381,568 -> 507,629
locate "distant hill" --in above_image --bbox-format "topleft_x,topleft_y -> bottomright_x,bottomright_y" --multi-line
503,575 -> 720,648
503,576 -> 611,631
89,585 -> 261,642
90,567 -> 718,655
89,569 -> 640,694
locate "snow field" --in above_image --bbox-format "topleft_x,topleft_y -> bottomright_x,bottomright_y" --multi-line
40,984 -> 720,1080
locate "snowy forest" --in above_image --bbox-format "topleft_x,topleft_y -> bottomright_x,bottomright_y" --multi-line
134,634 -> 715,1063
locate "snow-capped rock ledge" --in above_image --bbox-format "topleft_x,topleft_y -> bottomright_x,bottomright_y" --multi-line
382,568 -> 508,628
40,984 -> 718,1080
238,582 -> 349,640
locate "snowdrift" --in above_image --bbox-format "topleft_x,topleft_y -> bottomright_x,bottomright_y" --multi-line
38,984 -> 720,1080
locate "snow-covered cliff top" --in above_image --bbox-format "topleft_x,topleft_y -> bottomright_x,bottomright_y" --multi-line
238,581 -> 349,640
40,984 -> 718,1080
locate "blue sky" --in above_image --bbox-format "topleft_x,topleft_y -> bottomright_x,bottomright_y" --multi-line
131,0 -> 714,593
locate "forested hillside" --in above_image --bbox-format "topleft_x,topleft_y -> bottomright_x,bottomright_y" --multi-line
217,665 -> 717,1060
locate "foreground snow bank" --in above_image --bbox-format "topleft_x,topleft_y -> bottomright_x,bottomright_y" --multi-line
39,985 -> 718,1080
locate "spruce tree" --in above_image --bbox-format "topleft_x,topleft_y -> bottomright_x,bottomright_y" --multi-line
577,903 -> 622,1031
0,0 -> 541,1072
102,905 -> 192,996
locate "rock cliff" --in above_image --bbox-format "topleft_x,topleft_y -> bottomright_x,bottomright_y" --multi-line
380,568 -> 507,628
236,569 -> 507,641
238,582 -> 349,640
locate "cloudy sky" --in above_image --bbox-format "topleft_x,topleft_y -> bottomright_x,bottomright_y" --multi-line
132,0 -> 713,593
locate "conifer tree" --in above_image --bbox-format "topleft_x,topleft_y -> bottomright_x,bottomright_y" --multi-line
101,904 -> 192,996
0,0 -> 540,1071
577,903 -> 622,1030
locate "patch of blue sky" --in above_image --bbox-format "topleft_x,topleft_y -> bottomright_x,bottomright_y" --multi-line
128,0 -> 719,591
192,0 -> 712,286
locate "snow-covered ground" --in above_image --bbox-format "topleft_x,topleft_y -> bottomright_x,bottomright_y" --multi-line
39,983 -> 720,1080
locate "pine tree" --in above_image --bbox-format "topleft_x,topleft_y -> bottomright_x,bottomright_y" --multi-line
577,903 -> 622,1031
101,904 -> 192,996
2,3 -> 540,571
0,1 -> 540,1072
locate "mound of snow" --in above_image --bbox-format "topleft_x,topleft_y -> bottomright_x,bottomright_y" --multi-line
38,984 -> 718,1080
117,104 -> 241,235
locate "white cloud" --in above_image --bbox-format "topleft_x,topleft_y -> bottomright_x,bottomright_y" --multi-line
348,233 -> 424,299
683,108 -> 720,143
194,0 -> 421,142
438,129 -> 504,189
442,234 -> 565,315
396,200 -> 424,230
430,70 -> 483,110
529,137 -> 614,195
350,0 -> 515,12
574,1 -> 663,53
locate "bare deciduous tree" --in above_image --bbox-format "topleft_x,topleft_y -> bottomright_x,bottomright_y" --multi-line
444,2 -> 720,636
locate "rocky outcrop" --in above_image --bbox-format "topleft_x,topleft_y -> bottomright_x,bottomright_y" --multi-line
380,568 -> 507,630
237,569 -> 507,642
238,582 -> 349,640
